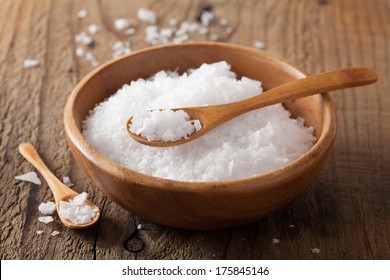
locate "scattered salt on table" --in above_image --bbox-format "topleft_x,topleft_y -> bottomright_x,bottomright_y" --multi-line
23,59 -> 40,69
50,231 -> 60,237
254,40 -> 266,49
114,19 -> 131,30
77,9 -> 88,19
137,8 -> 156,24
38,216 -> 54,224
15,171 -> 41,185
38,201 -> 56,215
83,61 -> 316,182
129,109 -> 201,142
36,230 -> 44,235
311,248 -> 321,254
272,238 -> 280,244
88,24 -> 101,34
62,176 -> 74,187
59,192 -> 97,225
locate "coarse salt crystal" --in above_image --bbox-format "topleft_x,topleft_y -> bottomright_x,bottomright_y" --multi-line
114,19 -> 131,30
124,27 -> 136,35
200,10 -> 215,26
254,41 -> 266,49
272,238 -> 280,244
74,32 -> 94,47
311,248 -> 321,254
59,192 -> 97,225
88,24 -> 101,34
137,224 -> 142,230
38,201 -> 56,215
36,230 -> 44,235
169,18 -> 177,26
77,9 -> 88,19
220,18 -> 228,26
63,176 -> 74,187
15,171 -> 41,185
137,8 -> 157,24
75,47 -> 85,57
51,230 -> 60,236
129,109 -> 201,142
23,59 -> 40,68
38,216 -> 54,224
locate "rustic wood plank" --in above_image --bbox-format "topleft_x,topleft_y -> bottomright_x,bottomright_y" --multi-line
0,0 -> 389,260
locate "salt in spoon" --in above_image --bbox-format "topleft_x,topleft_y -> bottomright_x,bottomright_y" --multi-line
19,143 -> 100,229
127,67 -> 378,147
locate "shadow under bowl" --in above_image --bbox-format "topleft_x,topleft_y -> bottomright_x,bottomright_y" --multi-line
64,42 -> 337,230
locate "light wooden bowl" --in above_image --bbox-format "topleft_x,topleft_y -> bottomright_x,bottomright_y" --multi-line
64,42 -> 337,230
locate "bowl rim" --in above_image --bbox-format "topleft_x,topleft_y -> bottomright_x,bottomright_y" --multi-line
64,41 -> 337,192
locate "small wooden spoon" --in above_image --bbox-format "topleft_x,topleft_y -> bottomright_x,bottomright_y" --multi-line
19,143 -> 100,229
127,67 -> 378,147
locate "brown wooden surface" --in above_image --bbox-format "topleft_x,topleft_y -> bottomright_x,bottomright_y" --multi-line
0,0 -> 389,259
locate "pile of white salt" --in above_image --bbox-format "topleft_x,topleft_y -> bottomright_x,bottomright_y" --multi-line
83,61 -> 316,182
129,109 -> 201,142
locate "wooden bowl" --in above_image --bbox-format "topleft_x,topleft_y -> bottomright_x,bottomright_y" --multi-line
64,42 -> 337,230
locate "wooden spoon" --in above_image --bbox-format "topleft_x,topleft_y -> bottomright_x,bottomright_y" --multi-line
127,67 -> 378,147
19,143 -> 100,229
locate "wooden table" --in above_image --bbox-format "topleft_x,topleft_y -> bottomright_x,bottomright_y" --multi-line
1,0 -> 389,260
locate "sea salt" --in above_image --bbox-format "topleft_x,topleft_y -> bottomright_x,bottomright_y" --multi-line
254,40 -> 266,49
115,19 -> 131,30
62,176 -> 74,187
137,8 -> 156,24
74,32 -> 94,47
311,248 -> 321,254
83,61 -> 316,182
36,230 -> 44,235
38,201 -> 56,215
38,216 -> 54,224
50,230 -> 60,236
23,59 -> 40,68
15,171 -> 41,185
88,24 -> 101,34
272,238 -> 280,244
59,192 -> 97,225
77,9 -> 88,19
130,109 -> 201,142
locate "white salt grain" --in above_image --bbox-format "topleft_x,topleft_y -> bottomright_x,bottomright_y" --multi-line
23,59 -> 40,68
15,171 -> 41,185
254,40 -> 266,49
169,18 -> 177,26
63,176 -> 74,187
77,9 -> 88,19
311,248 -> 321,254
38,216 -> 54,224
75,47 -> 85,57
137,224 -> 142,230
124,27 -> 136,35
137,8 -> 157,24
83,61 -> 316,182
51,231 -> 60,236
200,11 -> 215,26
114,19 -> 131,30
74,32 -> 94,47
38,201 -> 56,215
129,109 -> 201,142
59,192 -> 97,225
272,238 -> 280,244
88,24 -> 101,34
36,230 -> 44,235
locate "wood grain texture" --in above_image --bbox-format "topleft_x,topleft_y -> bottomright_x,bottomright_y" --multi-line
0,0 -> 389,259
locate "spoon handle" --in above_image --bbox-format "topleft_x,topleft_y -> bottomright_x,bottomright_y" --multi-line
226,67 -> 378,116
19,143 -> 76,202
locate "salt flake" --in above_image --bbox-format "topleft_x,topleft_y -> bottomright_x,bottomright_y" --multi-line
23,59 -> 40,68
38,216 -> 54,224
51,230 -> 60,236
15,171 -> 41,185
137,8 -> 156,24
38,201 -> 56,215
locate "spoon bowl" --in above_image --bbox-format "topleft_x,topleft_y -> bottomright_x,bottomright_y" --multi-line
19,143 -> 100,229
127,67 -> 378,147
